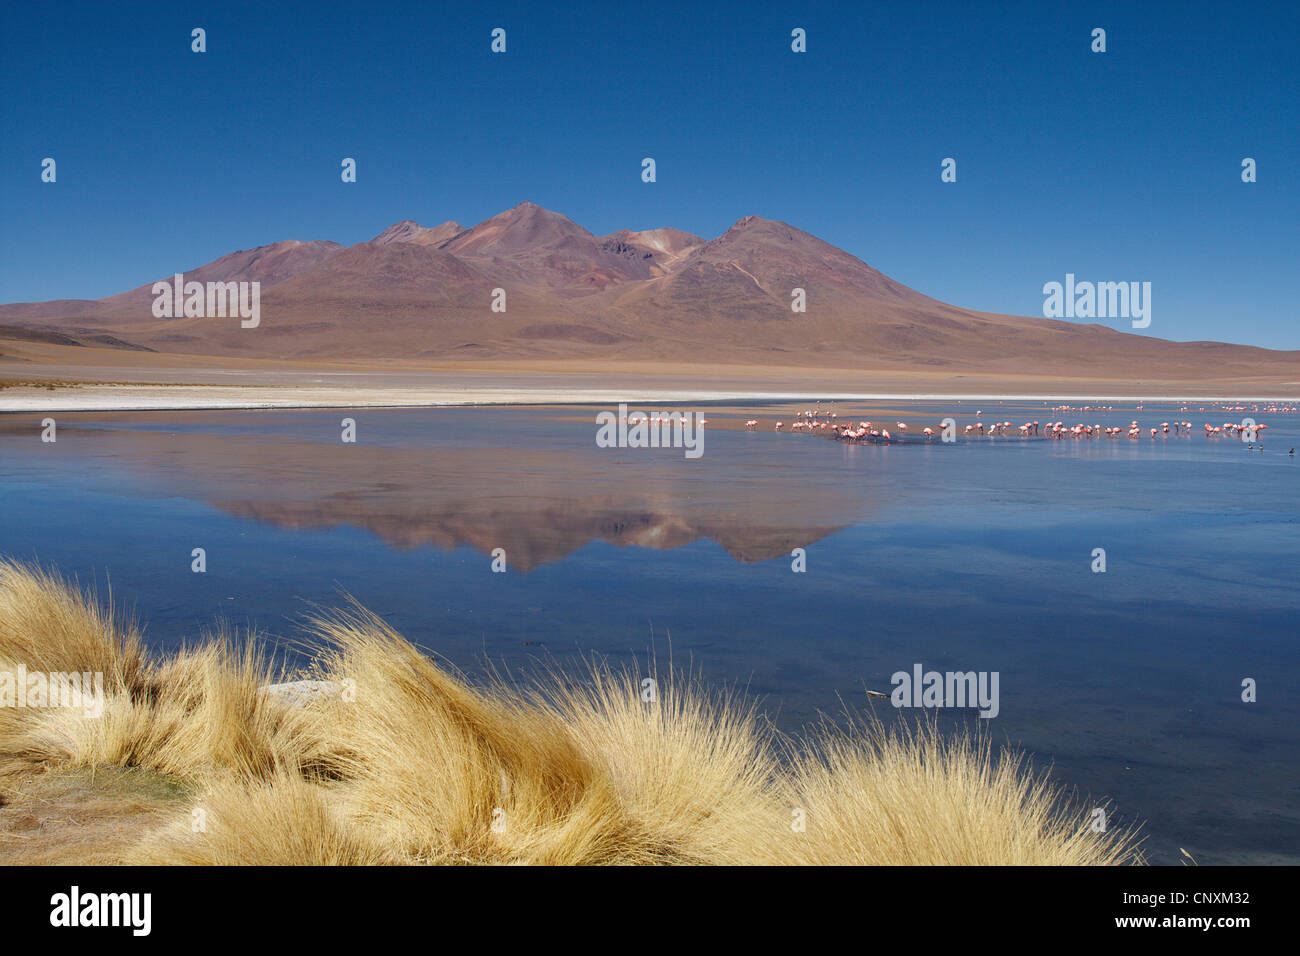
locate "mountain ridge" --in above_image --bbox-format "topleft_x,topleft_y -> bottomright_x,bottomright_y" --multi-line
1,204 -> 1296,382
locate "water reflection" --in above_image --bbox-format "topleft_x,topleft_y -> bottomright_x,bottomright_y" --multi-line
3,411 -> 863,569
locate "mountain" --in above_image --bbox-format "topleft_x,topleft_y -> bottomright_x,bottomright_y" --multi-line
151,239 -> 345,288
440,201 -> 661,294
370,220 -> 465,247
0,239 -> 343,327
601,227 -> 704,274
605,215 -> 929,335
1,203 -> 1297,383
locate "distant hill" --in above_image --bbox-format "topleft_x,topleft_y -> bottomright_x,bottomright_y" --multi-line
2,201 -> 1297,383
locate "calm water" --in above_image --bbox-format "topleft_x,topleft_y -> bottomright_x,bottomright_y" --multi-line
1,400 -> 1297,865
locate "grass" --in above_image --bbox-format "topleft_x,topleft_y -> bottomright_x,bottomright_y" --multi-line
0,560 -> 1142,865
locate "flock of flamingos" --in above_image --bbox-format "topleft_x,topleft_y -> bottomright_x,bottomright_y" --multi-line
740,402 -> 1297,447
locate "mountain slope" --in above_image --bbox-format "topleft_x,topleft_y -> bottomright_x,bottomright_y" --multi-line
442,202 -> 659,294
0,205 -> 1296,382
370,220 -> 465,247
0,239 -> 343,327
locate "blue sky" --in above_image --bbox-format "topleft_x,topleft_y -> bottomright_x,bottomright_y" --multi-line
2,1 -> 1296,347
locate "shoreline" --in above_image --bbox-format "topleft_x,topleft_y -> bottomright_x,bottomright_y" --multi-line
3,383 -> 1300,413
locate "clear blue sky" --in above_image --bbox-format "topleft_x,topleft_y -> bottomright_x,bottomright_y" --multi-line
2,1 -> 1296,347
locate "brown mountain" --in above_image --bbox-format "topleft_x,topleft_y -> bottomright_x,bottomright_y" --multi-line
1,203 -> 1297,382
600,227 -> 705,277
0,239 -> 344,329
441,201 -> 661,294
370,220 -> 465,247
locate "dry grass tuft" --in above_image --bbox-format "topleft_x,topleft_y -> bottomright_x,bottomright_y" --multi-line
0,561 -> 1143,866
775,718 -> 1136,865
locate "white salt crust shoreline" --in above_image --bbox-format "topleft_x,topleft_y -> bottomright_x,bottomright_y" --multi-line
1,385 -> 1299,413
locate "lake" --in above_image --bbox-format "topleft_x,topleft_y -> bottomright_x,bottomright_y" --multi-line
1,399 -> 1297,865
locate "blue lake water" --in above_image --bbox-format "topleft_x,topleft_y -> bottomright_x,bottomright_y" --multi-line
1,400 -> 1297,864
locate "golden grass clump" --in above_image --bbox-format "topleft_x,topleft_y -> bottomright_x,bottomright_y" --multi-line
776,720 -> 1132,865
0,560 -> 1142,866
126,770 -> 397,866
